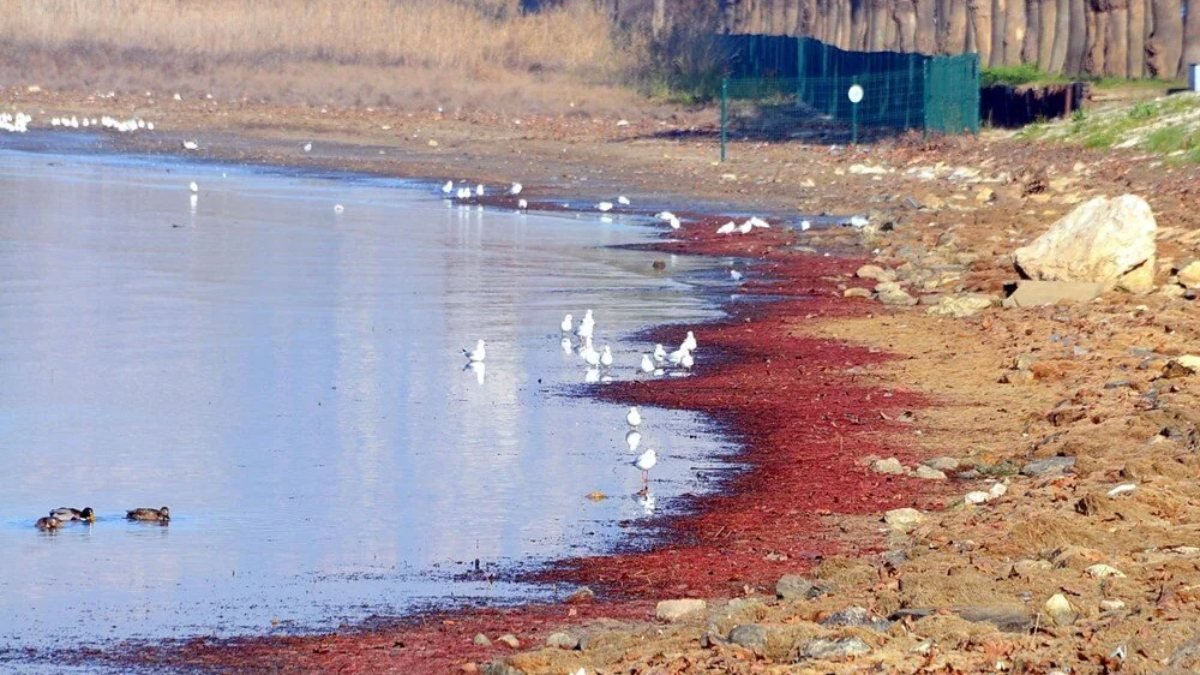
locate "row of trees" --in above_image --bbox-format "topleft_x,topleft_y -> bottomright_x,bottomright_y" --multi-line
711,0 -> 1199,78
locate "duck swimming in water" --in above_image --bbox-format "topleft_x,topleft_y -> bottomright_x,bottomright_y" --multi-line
50,507 -> 96,522
35,516 -> 61,531
126,506 -> 170,523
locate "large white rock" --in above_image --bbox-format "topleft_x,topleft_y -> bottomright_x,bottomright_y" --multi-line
1013,195 -> 1156,293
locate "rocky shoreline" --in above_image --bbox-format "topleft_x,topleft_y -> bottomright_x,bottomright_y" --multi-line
7,87 -> 1200,673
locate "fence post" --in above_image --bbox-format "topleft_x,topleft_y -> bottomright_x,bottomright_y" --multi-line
720,76 -> 729,163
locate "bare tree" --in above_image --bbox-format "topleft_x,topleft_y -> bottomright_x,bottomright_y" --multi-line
1147,0 -> 1182,76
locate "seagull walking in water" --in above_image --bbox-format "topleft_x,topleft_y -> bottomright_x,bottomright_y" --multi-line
560,313 -> 573,333
625,429 -> 642,451
626,406 -> 642,427
463,339 -> 486,363
634,448 -> 657,482
576,309 -> 595,339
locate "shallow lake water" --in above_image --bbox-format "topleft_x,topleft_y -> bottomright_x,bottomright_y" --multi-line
0,137 -> 738,650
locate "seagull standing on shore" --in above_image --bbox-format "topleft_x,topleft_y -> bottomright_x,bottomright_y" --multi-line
626,406 -> 642,427
617,196 -> 630,206
463,339 -> 486,363
188,181 -> 198,193
652,344 -> 667,363
747,216 -> 771,229
581,339 -> 600,367
716,221 -> 736,235
560,313 -> 573,333
600,345 -> 614,368
303,142 -> 312,153
510,182 -> 523,195
596,201 -> 613,212
639,354 -> 655,374
634,448 -> 657,482
442,180 -> 454,194
736,221 -> 753,234
799,220 -> 812,231
560,337 -> 573,354
475,184 -> 485,197
518,198 -> 528,210
668,346 -> 691,366
681,331 -> 697,352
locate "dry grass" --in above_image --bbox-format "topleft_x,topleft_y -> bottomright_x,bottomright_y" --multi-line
0,0 -> 635,111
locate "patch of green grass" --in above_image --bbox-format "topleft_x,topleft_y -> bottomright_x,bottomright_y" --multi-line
1145,125 -> 1189,153
1187,146 -> 1200,164
1127,101 -> 1158,120
981,63 -> 1058,87
1084,128 -> 1120,148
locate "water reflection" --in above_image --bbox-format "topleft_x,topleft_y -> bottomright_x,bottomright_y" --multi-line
0,141 -> 733,649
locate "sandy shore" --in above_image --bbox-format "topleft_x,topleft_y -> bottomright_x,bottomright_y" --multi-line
9,87 -> 1200,673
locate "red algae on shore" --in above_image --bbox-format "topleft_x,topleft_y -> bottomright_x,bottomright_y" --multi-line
86,218 -> 935,674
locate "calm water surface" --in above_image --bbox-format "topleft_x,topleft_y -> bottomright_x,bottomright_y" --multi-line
0,138 -> 737,650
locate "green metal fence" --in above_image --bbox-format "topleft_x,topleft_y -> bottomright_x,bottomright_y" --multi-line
719,34 -> 980,140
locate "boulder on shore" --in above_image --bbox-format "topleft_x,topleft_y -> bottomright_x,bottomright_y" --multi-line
1013,194 -> 1156,294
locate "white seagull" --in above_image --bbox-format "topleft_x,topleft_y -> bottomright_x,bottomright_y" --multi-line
560,337 -> 573,354
617,195 -> 631,206
600,345 -> 614,368
463,339 -> 486,363
667,215 -> 681,229
509,182 -> 523,195
634,448 -> 657,482
596,201 -> 613,212
681,331 -> 697,352
730,269 -> 744,281
736,221 -> 753,234
560,313 -> 573,333
584,367 -> 601,384
680,352 -> 695,369
442,180 -> 454,194
518,198 -> 528,210
747,216 -> 771,229
625,429 -> 642,451
576,309 -> 595,339
652,344 -> 667,362
182,140 -> 198,150
188,181 -> 198,193
475,184 -> 485,197
716,221 -> 736,235
303,142 -> 312,153
656,211 -> 676,222
639,354 -> 655,374
334,204 -> 344,214
626,406 -> 642,427
799,220 -> 812,231
581,339 -> 601,367
668,346 -> 690,366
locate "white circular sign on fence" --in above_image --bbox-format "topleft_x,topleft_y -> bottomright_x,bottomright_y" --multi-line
847,84 -> 864,104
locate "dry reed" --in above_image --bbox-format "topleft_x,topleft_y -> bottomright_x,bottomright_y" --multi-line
0,0 -> 624,79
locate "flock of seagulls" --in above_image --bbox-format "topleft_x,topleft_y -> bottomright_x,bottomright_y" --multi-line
716,216 -> 771,235
50,115 -> 153,132
463,306 -> 703,483
34,505 -> 170,531
0,112 -> 32,133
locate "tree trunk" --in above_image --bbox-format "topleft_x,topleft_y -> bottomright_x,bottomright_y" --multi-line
1147,0 -> 1183,77
1048,0 -> 1071,72
1066,0 -> 1088,73
1128,0 -> 1146,76
851,0 -> 869,49
914,0 -> 937,52
1107,0 -> 1130,77
946,0 -> 970,52
1024,0 -> 1042,62
894,0 -> 919,51
992,0 -> 1009,66
837,0 -> 853,48
1004,0 -> 1028,63
867,0 -> 890,50
1086,1 -> 1107,75
1183,0 -> 1200,78
968,0 -> 994,65
1038,0 -> 1058,69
